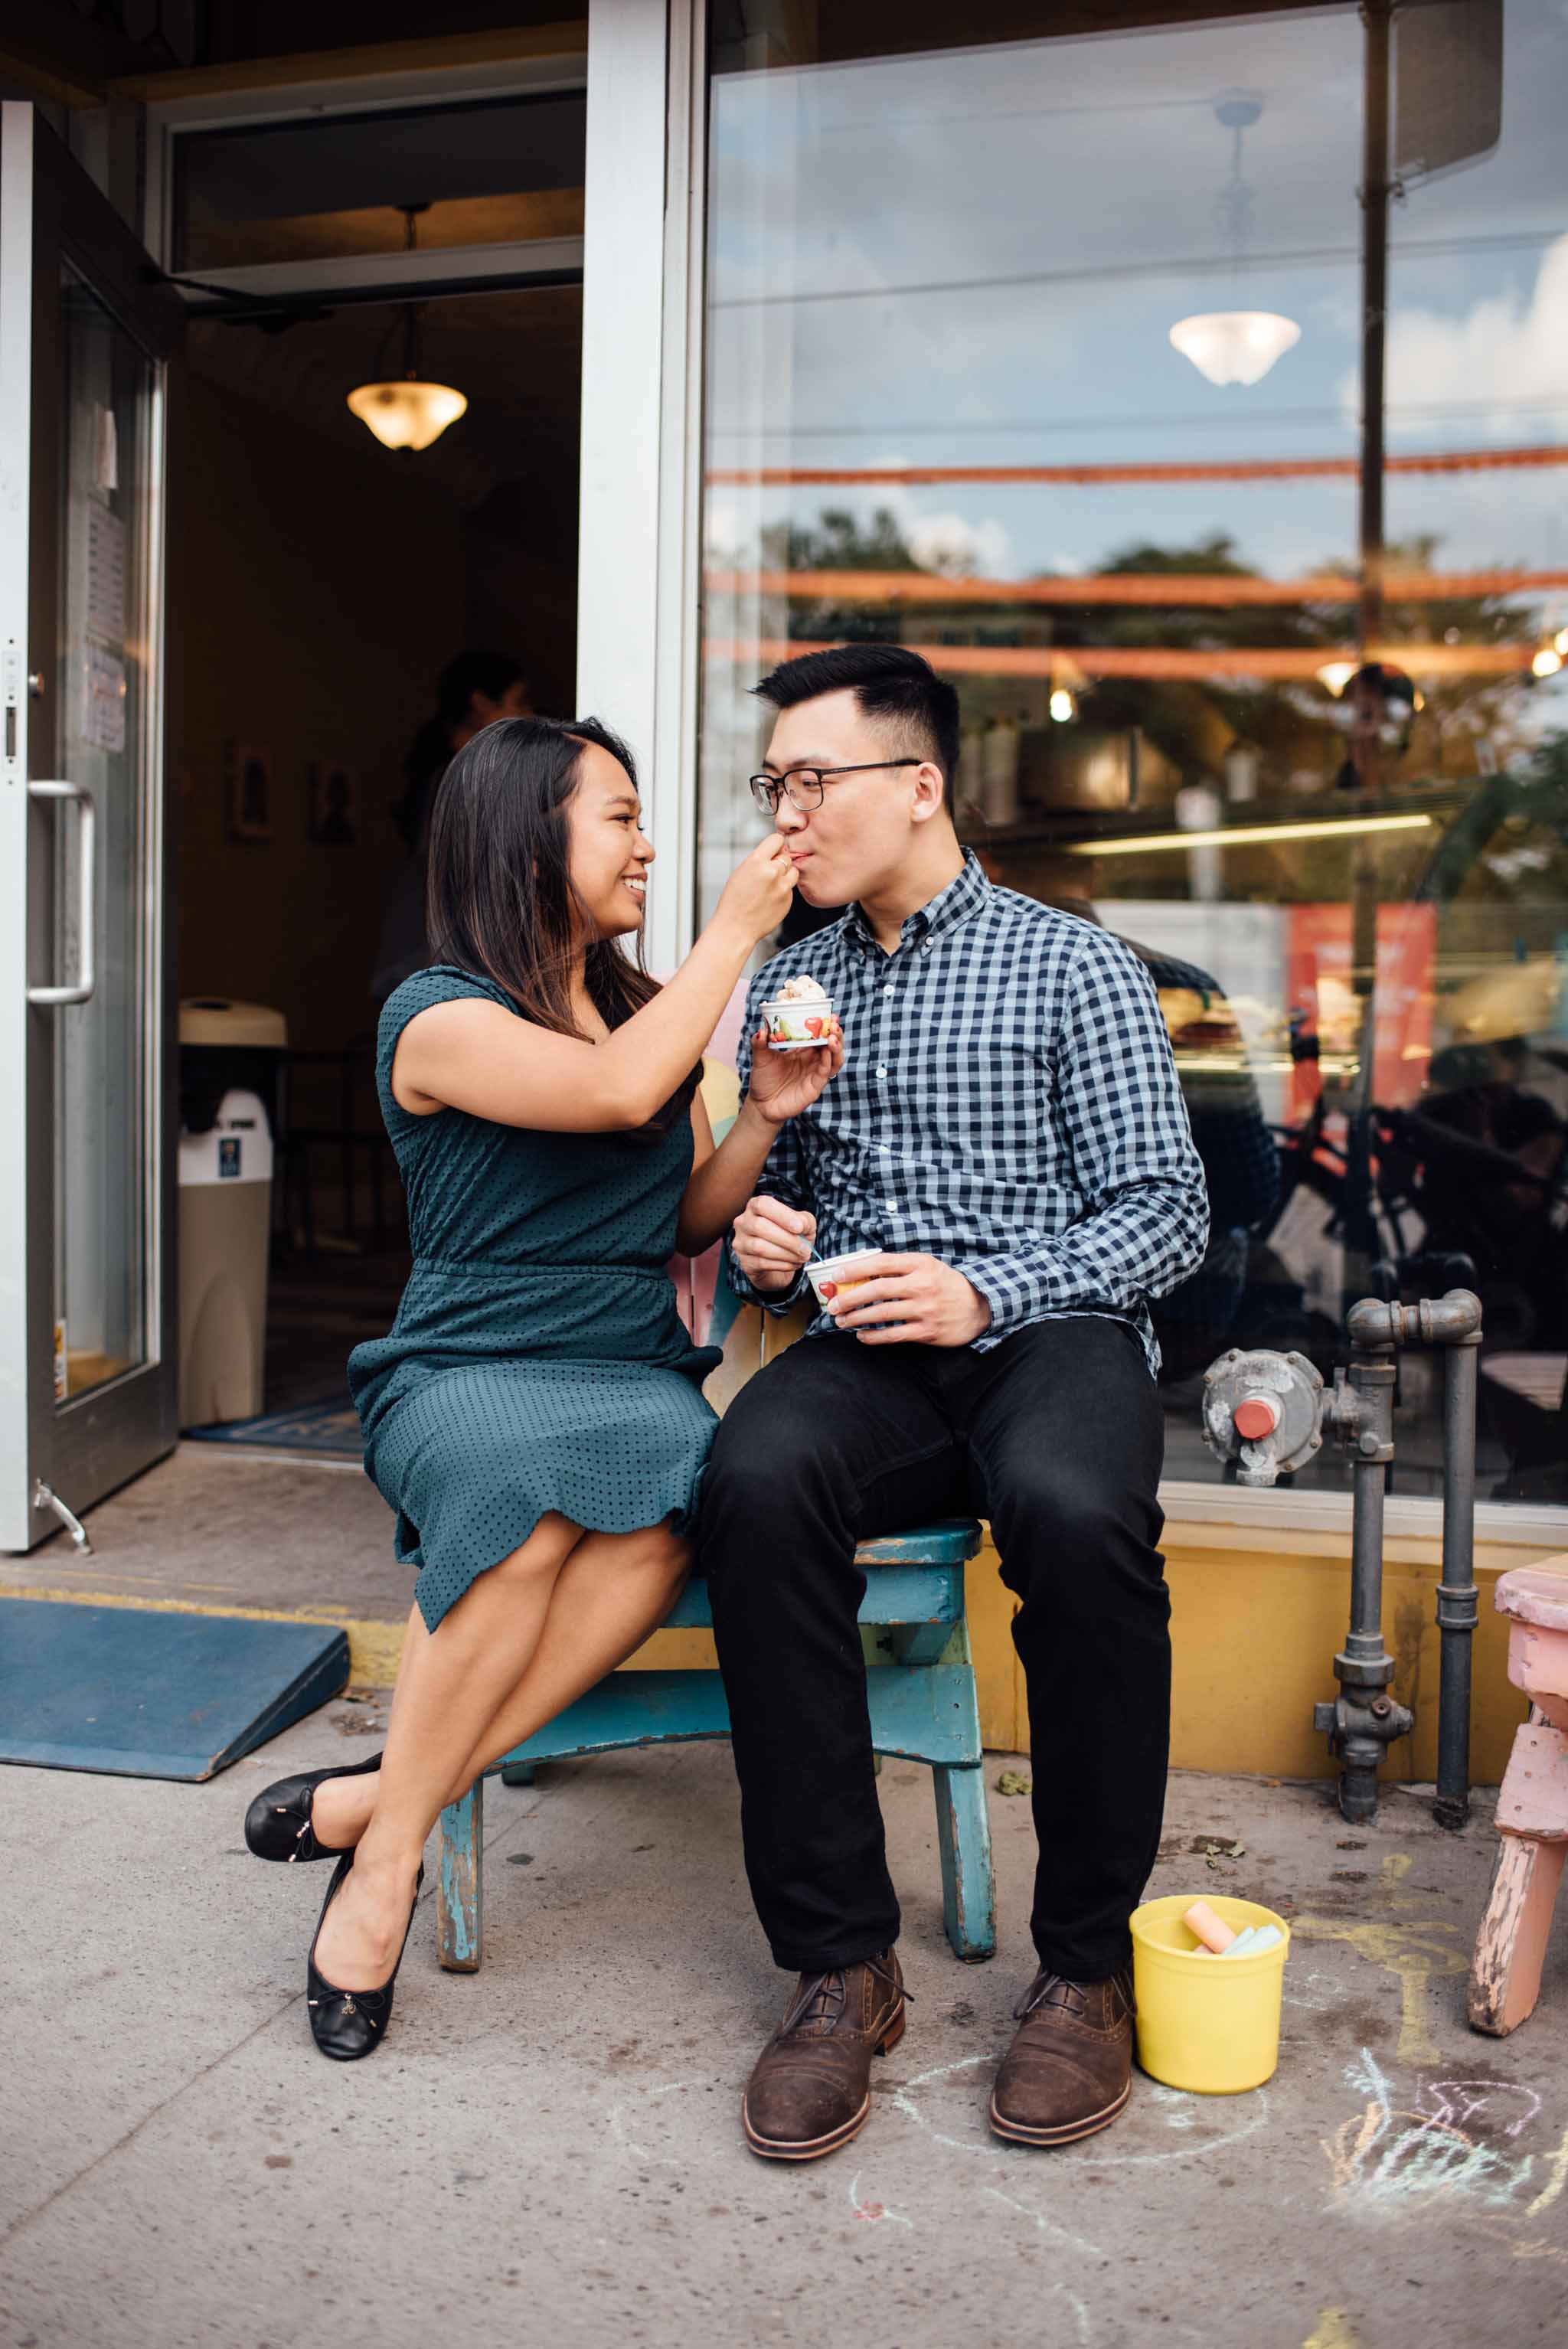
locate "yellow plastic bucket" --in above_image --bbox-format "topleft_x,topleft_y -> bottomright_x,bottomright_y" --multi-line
1129,1894 -> 1291,2094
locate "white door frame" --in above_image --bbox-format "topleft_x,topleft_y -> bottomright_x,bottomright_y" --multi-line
577,0 -> 707,976
0,102 -> 185,1547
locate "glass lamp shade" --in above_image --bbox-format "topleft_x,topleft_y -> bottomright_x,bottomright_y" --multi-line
346,378 -> 467,451
1168,311 -> 1301,387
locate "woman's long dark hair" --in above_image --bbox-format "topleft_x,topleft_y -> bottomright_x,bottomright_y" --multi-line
425,714 -> 662,1044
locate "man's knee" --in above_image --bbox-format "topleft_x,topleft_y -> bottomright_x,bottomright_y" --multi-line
701,1374 -> 854,1563
990,1462 -> 1162,1606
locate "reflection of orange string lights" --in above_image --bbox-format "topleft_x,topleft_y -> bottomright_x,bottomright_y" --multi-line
707,567 -> 1568,609
709,639 -> 1537,681
707,444 -> 1568,488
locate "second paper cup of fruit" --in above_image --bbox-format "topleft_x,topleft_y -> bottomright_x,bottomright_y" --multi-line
805,1248 -> 886,1308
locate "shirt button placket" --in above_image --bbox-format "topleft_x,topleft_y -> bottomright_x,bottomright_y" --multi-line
880,963 -> 897,1234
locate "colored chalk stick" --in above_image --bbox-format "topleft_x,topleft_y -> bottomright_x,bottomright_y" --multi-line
1182,1899 -> 1236,1953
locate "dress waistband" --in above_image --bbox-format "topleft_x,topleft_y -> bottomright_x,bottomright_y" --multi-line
410,1255 -> 670,1280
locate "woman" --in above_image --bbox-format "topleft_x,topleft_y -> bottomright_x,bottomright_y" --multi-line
247,715 -> 838,2060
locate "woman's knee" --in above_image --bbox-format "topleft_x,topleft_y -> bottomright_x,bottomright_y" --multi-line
632,1521 -> 691,1597
487,1511 -> 580,1593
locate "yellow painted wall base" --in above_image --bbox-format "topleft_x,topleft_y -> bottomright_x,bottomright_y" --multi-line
625,1520 -> 1539,1782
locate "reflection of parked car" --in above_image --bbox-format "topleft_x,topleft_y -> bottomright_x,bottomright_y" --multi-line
1060,910 -> 1281,1382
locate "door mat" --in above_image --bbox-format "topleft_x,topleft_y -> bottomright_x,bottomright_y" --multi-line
0,1597 -> 349,1779
184,1397 -> 362,1455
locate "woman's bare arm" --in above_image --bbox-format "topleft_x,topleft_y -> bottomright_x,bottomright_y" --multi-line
674,1023 -> 844,1256
675,1093 -> 782,1257
392,838 -> 793,1134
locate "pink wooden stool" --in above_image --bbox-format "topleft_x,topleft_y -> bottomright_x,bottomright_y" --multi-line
1469,1557 -> 1568,2036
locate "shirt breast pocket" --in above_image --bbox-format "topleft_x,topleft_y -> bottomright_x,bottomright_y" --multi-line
938,1026 -> 1055,1181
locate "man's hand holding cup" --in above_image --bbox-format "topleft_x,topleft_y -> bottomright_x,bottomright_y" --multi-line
819,1253 -> 991,1348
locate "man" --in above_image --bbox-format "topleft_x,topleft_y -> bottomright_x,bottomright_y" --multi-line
701,643 -> 1208,2161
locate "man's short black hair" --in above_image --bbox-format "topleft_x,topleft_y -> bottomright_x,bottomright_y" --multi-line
752,642 -> 962,805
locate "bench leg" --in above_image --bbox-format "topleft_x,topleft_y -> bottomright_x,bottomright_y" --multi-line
1469,1831 -> 1564,2036
933,1763 -> 996,1962
438,1777 -> 484,1973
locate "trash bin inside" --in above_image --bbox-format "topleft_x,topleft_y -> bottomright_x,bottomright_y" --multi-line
178,1000 -> 286,1426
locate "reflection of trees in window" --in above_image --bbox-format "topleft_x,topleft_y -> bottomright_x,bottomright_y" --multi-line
756,504 -> 1557,867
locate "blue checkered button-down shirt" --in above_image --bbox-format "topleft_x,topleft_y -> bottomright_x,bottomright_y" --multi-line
724,851 -> 1209,1375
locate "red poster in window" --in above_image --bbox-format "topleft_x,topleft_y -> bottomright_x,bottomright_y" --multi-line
1286,903 -> 1435,1121
1371,902 -> 1436,1109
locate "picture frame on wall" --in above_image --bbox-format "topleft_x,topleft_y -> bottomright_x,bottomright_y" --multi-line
307,759 -> 357,847
224,739 -> 273,843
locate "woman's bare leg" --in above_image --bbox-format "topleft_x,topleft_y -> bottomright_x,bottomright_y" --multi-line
312,1523 -> 689,1845
448,1521 -> 689,1791
310,1511 -> 583,1991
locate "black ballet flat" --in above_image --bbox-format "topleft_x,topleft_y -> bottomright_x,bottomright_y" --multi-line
243,1749 -> 384,1863
306,1851 -> 424,2062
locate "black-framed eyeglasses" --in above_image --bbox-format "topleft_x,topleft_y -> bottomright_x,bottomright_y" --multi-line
748,760 -> 923,818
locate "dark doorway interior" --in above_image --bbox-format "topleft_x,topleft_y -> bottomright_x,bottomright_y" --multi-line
178,281 -> 582,1438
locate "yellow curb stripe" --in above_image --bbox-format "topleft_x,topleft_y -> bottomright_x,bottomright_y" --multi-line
0,1585 -> 405,1690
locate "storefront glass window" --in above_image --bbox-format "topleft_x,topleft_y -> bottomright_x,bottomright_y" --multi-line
700,0 -> 1568,1501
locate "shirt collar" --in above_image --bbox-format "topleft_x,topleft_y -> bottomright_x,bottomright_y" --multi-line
846,848 -> 992,953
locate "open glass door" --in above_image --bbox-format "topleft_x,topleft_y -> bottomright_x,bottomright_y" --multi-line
1,104 -> 183,1550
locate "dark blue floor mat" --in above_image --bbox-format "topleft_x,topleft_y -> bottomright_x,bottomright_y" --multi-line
184,1397 -> 361,1455
0,1599 -> 349,1779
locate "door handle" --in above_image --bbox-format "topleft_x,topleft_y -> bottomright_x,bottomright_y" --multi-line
27,779 -> 97,1006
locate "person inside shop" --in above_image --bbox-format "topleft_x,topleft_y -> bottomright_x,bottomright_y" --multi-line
371,650 -> 534,1004
244,714 -> 841,2060
706,642 -> 1209,2161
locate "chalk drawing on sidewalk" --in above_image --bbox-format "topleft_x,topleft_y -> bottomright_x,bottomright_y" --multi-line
847,2170 -> 913,2230
892,2053 -> 1273,2170
606,2076 -> 720,2168
1302,2311 -> 1359,2348
1282,1966 -> 1346,2014
1294,1859 -> 1469,2064
1324,2046 -> 1568,2252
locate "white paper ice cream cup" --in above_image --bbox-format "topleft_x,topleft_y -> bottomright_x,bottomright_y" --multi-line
805,1248 -> 885,1308
762,997 -> 835,1050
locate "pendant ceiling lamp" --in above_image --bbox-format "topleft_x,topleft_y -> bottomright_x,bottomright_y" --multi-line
347,204 -> 468,452
1169,93 -> 1301,388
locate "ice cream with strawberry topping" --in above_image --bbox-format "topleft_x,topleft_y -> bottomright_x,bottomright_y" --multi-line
762,972 -> 836,1050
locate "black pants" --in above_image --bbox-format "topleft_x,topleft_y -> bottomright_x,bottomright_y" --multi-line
700,1317 -> 1169,1981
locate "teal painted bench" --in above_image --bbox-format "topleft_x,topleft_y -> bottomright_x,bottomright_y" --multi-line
435,1518 -> 997,1968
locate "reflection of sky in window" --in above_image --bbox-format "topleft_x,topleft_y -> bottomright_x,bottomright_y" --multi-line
706,0 -> 1568,586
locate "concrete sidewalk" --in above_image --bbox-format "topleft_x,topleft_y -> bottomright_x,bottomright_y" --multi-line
3,1711 -> 1565,2349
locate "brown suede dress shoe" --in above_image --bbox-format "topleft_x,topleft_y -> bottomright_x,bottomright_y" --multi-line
989,1962 -> 1135,2146
742,1951 -> 906,2161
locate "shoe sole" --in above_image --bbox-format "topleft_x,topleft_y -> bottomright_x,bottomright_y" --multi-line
988,2078 -> 1131,2147
742,2007 -> 906,2162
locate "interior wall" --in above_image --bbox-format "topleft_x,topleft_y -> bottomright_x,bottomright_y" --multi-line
177,372 -> 468,1056
463,476 -> 579,718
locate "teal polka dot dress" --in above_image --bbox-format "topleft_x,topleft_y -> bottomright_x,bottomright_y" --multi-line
348,967 -> 721,1632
